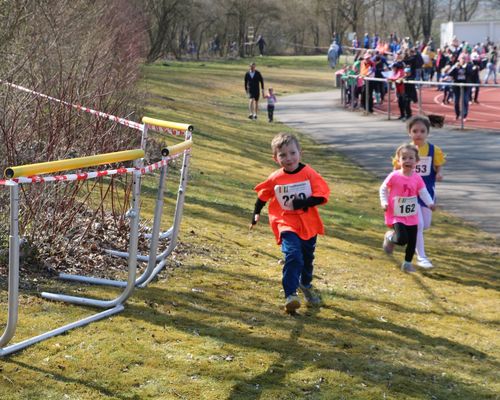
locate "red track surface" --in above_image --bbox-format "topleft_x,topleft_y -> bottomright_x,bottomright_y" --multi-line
373,86 -> 500,131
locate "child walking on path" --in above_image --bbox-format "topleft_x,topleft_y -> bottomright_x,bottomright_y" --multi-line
394,116 -> 445,269
250,133 -> 330,313
380,144 -> 435,273
264,87 -> 277,122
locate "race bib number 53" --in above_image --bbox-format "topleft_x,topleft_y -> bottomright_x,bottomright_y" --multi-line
415,156 -> 432,176
274,180 -> 312,210
393,196 -> 417,217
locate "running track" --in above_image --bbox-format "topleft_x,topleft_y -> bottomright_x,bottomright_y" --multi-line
374,86 -> 500,131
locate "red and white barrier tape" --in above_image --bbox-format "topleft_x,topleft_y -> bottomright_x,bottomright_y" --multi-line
145,124 -> 188,136
0,79 -> 143,131
0,150 -> 190,186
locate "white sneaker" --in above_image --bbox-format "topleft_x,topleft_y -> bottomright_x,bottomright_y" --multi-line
417,257 -> 434,269
383,231 -> 395,254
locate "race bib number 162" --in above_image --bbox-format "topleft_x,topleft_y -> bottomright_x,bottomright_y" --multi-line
393,196 -> 418,217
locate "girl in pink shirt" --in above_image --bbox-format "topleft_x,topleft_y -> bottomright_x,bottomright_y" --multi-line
379,144 -> 435,273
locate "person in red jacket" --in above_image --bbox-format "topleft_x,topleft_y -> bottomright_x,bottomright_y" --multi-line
250,133 -> 330,314
388,61 -> 411,120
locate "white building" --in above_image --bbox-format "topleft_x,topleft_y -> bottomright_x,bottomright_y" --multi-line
440,20 -> 500,47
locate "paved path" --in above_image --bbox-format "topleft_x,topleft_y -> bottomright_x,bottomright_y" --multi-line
276,90 -> 500,239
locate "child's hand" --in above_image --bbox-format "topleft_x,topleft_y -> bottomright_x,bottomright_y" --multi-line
429,204 -> 436,211
382,204 -> 388,211
436,172 -> 443,181
292,198 -> 308,211
249,213 -> 260,230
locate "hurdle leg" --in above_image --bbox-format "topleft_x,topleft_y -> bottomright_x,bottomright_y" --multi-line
41,168 -> 142,307
139,148 -> 191,287
0,185 -> 20,349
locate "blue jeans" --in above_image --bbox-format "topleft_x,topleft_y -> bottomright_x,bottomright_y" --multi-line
280,231 -> 317,297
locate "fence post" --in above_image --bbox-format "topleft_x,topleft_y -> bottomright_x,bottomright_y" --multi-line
364,79 -> 369,115
387,81 -> 392,120
340,77 -> 345,105
351,81 -> 355,111
460,85 -> 465,130
418,83 -> 422,114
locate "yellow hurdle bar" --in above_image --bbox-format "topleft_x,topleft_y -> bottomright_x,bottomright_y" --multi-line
4,149 -> 145,179
142,116 -> 193,132
161,139 -> 193,157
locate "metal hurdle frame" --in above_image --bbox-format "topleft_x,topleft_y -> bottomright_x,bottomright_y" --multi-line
0,150 -> 144,356
57,117 -> 193,288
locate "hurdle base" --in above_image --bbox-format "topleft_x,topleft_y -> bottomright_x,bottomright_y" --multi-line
0,305 -> 124,357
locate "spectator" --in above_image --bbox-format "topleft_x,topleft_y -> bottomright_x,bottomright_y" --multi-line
470,53 -> 482,103
483,45 -> 498,84
328,40 -> 340,68
256,35 -> 266,56
363,32 -> 370,49
435,48 -> 449,90
421,44 -> 435,81
448,53 -> 474,120
244,62 -> 264,120
359,53 -> 375,113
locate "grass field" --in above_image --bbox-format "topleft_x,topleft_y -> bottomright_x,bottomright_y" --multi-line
0,55 -> 499,399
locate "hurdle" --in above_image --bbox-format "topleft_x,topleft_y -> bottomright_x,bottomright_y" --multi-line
58,117 -> 193,288
0,149 -> 144,356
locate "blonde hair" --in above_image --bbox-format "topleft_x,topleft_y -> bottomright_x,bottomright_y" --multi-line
271,133 -> 301,157
396,143 -> 420,162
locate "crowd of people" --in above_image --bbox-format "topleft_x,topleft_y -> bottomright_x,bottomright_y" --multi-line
340,33 -> 499,121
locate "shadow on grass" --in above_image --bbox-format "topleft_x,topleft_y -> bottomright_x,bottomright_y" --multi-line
420,255 -> 500,291
126,281 -> 498,399
3,359 -> 137,400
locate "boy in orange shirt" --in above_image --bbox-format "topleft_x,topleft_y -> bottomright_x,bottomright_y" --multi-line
250,133 -> 330,313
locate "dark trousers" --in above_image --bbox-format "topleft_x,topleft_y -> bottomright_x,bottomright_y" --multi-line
267,105 -> 275,122
472,83 -> 480,102
453,86 -> 470,118
280,231 -> 316,297
361,82 -> 374,112
397,93 -> 412,118
391,223 -> 418,262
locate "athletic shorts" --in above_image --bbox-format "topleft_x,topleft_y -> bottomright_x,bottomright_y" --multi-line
249,91 -> 260,101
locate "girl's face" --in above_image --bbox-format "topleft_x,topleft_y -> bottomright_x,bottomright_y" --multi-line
274,142 -> 301,172
408,121 -> 429,146
398,149 -> 418,173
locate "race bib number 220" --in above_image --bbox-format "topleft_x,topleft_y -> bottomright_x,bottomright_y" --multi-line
274,180 -> 312,210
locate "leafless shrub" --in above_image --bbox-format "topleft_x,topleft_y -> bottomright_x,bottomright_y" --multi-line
0,0 -> 147,258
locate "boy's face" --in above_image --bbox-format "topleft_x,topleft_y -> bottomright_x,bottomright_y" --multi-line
274,142 -> 301,172
408,121 -> 429,146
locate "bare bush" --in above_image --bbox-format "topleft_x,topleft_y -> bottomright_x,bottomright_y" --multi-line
0,0 -> 147,259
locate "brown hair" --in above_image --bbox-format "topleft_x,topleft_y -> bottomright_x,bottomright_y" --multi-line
271,133 -> 301,157
396,143 -> 420,162
406,115 -> 430,133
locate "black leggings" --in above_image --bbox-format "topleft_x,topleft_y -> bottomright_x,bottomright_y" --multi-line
391,223 -> 418,262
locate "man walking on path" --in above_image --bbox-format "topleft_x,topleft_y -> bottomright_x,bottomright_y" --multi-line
244,62 -> 264,120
